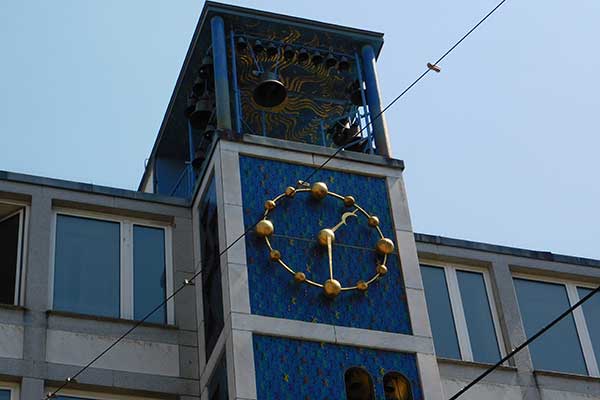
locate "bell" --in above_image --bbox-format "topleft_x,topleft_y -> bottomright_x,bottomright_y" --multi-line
191,77 -> 207,97
338,56 -> 350,71
188,96 -> 213,129
266,43 -> 279,57
297,48 -> 309,63
283,45 -> 295,60
184,94 -> 197,118
236,37 -> 247,52
331,118 -> 363,150
311,50 -> 323,65
253,71 -> 287,108
253,40 -> 264,54
325,52 -> 337,68
348,80 -> 363,106
198,56 -> 213,79
191,148 -> 206,168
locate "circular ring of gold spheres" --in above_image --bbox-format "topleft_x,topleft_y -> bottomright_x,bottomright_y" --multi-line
255,181 -> 395,294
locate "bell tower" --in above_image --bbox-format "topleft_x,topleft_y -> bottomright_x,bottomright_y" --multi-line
140,2 -> 444,400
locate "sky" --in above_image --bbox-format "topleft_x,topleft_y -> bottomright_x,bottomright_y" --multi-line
1,0 -> 599,259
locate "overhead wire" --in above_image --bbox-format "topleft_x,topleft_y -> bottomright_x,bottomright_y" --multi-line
47,0 -> 509,397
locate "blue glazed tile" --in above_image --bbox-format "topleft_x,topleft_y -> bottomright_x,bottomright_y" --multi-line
240,156 -> 412,334
253,334 -> 424,400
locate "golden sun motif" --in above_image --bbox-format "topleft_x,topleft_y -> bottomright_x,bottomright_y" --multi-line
255,182 -> 395,298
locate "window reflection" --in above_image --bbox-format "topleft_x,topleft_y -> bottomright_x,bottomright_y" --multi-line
344,367 -> 375,400
383,372 -> 412,400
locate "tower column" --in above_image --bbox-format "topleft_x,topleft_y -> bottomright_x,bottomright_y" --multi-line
361,44 -> 392,157
210,16 -> 232,132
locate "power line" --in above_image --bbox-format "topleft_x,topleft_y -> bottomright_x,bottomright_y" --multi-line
449,284 -> 600,400
47,0 -> 509,397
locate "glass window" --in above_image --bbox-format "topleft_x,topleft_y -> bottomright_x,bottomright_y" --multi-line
200,175 -> 224,360
0,210 -> 23,305
0,389 -> 10,400
457,270 -> 501,363
578,287 -> 600,369
133,225 -> 167,324
421,265 -> 461,359
345,367 -> 375,400
514,278 -> 587,375
54,215 -> 120,318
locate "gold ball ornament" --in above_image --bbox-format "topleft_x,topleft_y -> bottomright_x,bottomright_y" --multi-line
368,215 -> 380,227
317,228 -> 335,246
256,219 -> 274,237
269,250 -> 281,261
376,238 -> 395,254
376,264 -> 388,276
343,195 -> 355,207
294,272 -> 307,283
323,279 -> 342,298
264,200 -> 276,210
356,280 -> 369,291
284,186 -> 296,197
311,182 -> 328,200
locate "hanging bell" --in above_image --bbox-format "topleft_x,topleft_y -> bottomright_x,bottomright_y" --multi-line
266,43 -> 279,57
338,56 -> 350,71
283,45 -> 295,60
188,96 -> 213,129
311,50 -> 323,65
253,40 -> 265,54
184,94 -> 197,118
331,119 -> 365,151
198,56 -> 213,79
325,52 -> 337,68
236,37 -> 248,52
253,71 -> 287,108
191,77 -> 207,97
348,80 -> 363,106
297,48 -> 309,63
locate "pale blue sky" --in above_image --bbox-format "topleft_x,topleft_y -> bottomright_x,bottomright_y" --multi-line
1,1 -> 599,259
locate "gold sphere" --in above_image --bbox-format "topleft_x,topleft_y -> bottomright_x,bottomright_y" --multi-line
264,200 -> 276,210
343,195 -> 355,207
376,238 -> 395,255
284,186 -> 296,197
357,280 -> 368,291
256,219 -> 274,237
294,272 -> 306,283
311,182 -> 329,200
377,264 -> 388,276
368,215 -> 380,227
269,249 -> 281,261
317,228 -> 335,246
323,279 -> 342,298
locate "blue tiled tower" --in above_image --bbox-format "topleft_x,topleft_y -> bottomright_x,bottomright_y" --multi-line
140,3 -> 443,399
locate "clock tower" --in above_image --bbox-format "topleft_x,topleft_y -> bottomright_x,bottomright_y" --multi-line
140,2 -> 444,399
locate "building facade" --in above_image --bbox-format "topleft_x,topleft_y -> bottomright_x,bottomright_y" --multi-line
0,2 -> 599,400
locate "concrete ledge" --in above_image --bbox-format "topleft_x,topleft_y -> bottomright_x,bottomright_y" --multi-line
415,233 -> 600,268
231,313 -> 433,354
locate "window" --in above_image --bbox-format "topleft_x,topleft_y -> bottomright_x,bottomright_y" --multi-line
48,389 -> 160,400
514,276 -> 600,376
344,367 -> 375,400
421,263 -> 504,364
208,354 -> 229,400
199,175 -> 224,360
0,382 -> 19,400
0,202 -> 26,305
383,372 -> 412,400
51,211 -> 173,324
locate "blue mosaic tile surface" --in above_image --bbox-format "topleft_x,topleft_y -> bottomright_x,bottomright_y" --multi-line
253,334 -> 423,400
240,156 -> 412,334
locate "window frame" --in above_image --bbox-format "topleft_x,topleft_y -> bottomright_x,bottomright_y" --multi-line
513,273 -> 600,377
45,388 -> 161,400
0,199 -> 29,307
48,208 -> 174,325
421,260 -> 506,363
0,381 -> 20,400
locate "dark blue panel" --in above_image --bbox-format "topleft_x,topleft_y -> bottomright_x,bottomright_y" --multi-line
54,215 -> 120,318
421,265 -> 461,359
239,156 -> 411,334
515,278 -> 587,375
133,225 -> 166,324
253,334 -> 423,400
456,270 -> 501,364
155,157 -> 190,198
0,389 -> 10,400
578,287 -> 600,368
